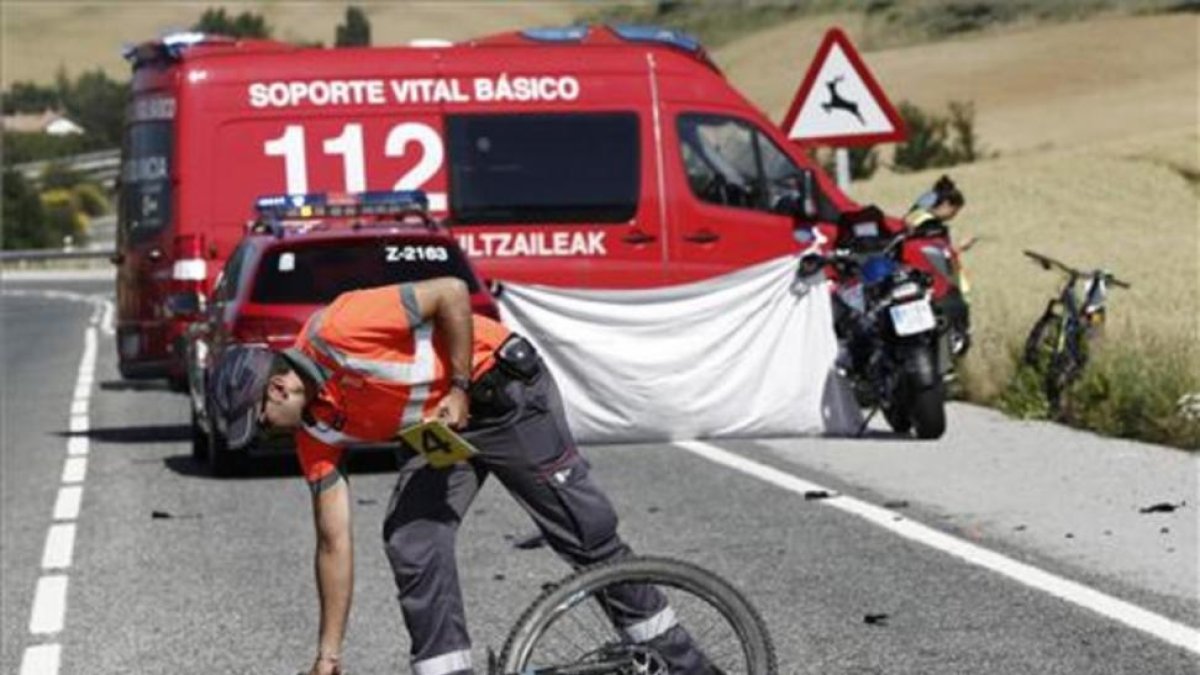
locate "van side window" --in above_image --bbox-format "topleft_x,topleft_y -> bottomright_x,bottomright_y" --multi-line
678,114 -> 834,218
446,113 -> 639,225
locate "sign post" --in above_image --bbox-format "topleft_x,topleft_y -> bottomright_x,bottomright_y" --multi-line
781,28 -> 906,193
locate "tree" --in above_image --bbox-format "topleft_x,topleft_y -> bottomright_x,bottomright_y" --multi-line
1,81 -> 61,114
61,69 -> 127,146
193,7 -> 271,39
335,6 -> 371,47
2,170 -> 49,250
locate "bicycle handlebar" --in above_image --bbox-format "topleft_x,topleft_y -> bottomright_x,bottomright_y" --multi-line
1023,250 -> 1130,289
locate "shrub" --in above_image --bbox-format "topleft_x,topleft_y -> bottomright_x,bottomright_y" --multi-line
72,182 -> 110,217
40,162 -> 85,190
40,188 -> 88,247
999,340 -> 1200,449
193,7 -> 272,39
336,6 -> 372,47
2,170 -> 49,249
892,99 -> 984,172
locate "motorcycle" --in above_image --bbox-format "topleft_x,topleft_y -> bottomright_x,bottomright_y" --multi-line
799,231 -> 948,439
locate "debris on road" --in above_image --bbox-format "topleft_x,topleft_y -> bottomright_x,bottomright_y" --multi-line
1139,501 -> 1185,514
151,510 -> 201,520
883,499 -> 910,509
864,613 -> 890,626
804,490 -> 833,501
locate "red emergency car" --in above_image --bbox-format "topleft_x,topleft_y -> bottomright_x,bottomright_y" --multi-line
115,25 -> 858,383
186,191 -> 497,475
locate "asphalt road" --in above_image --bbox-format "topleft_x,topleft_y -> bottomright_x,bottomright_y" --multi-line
2,273 -> 1197,674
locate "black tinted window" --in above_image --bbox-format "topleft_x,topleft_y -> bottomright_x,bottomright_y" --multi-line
120,121 -> 173,239
447,113 -> 639,224
250,240 -> 480,305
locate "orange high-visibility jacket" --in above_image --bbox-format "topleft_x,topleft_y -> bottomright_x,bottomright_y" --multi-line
284,283 -> 510,491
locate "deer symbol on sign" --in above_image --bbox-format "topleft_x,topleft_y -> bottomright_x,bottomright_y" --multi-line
820,76 -> 865,125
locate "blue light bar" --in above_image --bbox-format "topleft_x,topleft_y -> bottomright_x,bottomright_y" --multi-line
611,24 -> 701,53
521,26 -> 589,42
255,190 -> 429,220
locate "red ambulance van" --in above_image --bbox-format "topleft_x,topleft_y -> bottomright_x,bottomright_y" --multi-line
114,25 -> 856,382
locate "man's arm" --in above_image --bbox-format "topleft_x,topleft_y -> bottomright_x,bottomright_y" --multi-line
410,278 -> 473,428
310,477 -> 353,674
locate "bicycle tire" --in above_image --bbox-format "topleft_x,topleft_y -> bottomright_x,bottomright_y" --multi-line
499,556 -> 777,674
1023,311 -> 1059,368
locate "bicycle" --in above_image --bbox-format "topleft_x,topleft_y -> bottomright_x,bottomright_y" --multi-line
1021,250 -> 1130,413
491,556 -> 778,674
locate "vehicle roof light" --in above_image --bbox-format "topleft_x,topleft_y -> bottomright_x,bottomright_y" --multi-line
520,26 -> 589,42
253,191 -> 431,235
611,24 -> 701,53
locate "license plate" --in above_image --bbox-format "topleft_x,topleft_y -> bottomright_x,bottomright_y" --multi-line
890,299 -> 936,336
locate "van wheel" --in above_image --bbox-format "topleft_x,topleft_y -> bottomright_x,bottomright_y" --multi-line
207,430 -> 238,477
190,410 -> 209,462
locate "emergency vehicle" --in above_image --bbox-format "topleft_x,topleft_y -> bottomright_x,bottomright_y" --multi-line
186,190 -> 497,474
115,25 -> 856,382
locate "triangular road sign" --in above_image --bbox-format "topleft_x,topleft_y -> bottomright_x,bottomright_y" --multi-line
781,28 -> 906,146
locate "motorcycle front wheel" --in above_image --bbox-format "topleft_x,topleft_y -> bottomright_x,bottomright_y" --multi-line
499,556 -> 777,674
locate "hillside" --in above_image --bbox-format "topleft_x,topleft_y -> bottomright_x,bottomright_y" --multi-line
0,2 -> 579,86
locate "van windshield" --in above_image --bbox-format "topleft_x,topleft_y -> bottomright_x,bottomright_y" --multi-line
120,121 -> 173,240
447,113 -> 639,225
250,239 -> 480,305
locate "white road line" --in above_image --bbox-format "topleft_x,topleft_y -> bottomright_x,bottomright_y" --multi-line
41,524 -> 76,570
19,644 -> 61,675
66,437 -> 88,456
61,457 -> 87,484
68,415 -> 88,433
29,575 -> 68,634
674,440 -> 1200,656
53,486 -> 82,521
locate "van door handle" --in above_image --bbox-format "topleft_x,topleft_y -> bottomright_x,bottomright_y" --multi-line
683,229 -> 720,244
622,229 -> 657,245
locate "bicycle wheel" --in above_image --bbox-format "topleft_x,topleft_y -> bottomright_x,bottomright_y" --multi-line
1023,311 -> 1059,369
499,556 -> 777,674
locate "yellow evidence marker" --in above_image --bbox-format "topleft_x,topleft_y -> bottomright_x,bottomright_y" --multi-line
398,420 -> 478,469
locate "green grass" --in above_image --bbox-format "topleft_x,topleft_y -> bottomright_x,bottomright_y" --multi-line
996,338 -> 1200,450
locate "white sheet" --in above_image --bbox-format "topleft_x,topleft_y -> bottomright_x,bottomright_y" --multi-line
497,255 -> 861,444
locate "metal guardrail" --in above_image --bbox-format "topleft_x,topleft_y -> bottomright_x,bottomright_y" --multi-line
12,149 -> 121,187
0,247 -> 116,262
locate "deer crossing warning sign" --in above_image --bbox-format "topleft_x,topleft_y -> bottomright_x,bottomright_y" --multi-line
782,28 -> 906,146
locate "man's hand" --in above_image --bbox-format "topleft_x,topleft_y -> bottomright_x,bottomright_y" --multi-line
306,653 -> 341,675
431,388 -> 470,429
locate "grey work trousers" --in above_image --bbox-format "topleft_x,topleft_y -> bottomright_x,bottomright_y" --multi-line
381,367 -> 710,675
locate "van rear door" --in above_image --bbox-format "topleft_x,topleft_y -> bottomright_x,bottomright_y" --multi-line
115,114 -> 175,375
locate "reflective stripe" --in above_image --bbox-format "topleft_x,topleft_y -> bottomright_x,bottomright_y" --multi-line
302,422 -> 363,447
412,649 -> 472,675
399,283 -> 423,327
307,307 -> 437,385
398,323 -> 436,430
283,348 -> 330,388
623,606 -> 678,643
309,469 -> 344,495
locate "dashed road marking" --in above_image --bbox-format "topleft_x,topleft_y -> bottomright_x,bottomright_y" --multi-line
675,440 -> 1200,657
29,575 -> 69,634
41,524 -> 77,570
9,289 -> 106,673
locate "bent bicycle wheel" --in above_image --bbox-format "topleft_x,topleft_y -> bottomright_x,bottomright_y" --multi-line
499,556 -> 777,674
